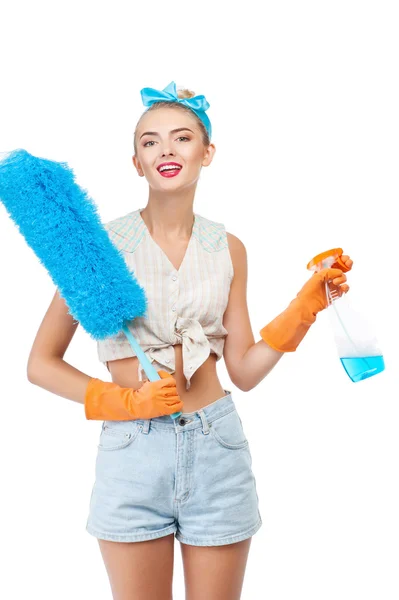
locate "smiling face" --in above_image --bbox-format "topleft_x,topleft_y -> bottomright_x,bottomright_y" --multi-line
133,106 -> 215,192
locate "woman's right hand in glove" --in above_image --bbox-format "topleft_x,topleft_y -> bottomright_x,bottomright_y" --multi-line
84,370 -> 183,420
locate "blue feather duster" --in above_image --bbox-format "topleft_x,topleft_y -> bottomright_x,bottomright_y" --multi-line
0,149 -> 181,419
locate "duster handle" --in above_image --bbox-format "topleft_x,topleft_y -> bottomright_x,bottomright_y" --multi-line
121,323 -> 182,419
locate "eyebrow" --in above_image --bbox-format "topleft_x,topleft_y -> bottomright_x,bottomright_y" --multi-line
139,127 -> 195,140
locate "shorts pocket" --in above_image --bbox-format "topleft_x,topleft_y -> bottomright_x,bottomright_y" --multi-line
98,422 -> 142,451
209,409 -> 249,450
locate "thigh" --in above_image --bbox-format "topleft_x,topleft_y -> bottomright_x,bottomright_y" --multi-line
98,533 -> 175,600
180,538 -> 252,600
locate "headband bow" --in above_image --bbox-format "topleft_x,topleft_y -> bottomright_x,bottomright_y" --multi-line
140,81 -> 212,139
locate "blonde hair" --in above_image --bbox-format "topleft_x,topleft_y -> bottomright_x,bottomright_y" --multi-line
133,87 -> 210,153
177,88 -> 196,99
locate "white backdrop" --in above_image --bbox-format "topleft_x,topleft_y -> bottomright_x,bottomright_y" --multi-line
0,1 -> 398,598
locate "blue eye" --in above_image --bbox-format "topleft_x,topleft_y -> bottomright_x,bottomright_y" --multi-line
143,140 -> 155,147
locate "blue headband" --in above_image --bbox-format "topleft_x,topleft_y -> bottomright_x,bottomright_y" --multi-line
140,81 -> 212,140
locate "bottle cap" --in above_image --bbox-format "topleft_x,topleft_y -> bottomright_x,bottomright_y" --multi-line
307,248 -> 351,273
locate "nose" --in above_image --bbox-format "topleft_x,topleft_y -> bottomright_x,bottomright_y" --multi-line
160,144 -> 175,158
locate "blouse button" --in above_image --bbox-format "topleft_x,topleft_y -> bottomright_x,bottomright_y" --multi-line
165,359 -> 170,364
172,276 -> 177,281
172,306 -> 176,312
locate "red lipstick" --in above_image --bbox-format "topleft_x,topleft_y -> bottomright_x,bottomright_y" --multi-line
157,162 -> 182,178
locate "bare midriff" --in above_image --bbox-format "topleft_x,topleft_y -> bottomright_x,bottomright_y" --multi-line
106,344 -> 228,413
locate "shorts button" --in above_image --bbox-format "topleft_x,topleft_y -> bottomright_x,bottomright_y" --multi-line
179,418 -> 187,426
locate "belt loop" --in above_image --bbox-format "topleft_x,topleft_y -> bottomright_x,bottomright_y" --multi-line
197,409 -> 210,435
142,419 -> 151,434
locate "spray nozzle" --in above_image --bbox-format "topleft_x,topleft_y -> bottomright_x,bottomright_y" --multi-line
306,248 -> 351,273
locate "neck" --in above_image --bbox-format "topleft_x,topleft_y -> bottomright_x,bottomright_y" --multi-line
140,186 -> 197,239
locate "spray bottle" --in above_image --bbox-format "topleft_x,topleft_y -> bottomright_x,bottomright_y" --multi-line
307,248 -> 385,382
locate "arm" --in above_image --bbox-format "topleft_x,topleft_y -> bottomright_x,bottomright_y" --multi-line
223,233 -> 284,392
26,288 -> 91,404
27,289 -> 183,419
223,234 -> 352,393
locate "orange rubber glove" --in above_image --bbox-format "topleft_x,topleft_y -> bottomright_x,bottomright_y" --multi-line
260,256 -> 353,352
84,370 -> 183,421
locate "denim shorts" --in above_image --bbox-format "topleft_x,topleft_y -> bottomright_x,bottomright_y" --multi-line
85,390 -> 262,546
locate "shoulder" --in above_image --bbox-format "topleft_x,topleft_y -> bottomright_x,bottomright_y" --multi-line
226,232 -> 247,262
226,232 -> 248,282
103,209 -> 144,253
226,232 -> 246,251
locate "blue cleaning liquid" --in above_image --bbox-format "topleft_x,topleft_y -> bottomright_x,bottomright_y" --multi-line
340,356 -> 385,382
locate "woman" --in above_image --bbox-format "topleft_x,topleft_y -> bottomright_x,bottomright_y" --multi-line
27,82 -> 352,600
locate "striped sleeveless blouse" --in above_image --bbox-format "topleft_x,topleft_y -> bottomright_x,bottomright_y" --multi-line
97,208 -> 234,390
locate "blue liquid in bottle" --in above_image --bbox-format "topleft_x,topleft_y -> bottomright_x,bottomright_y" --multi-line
340,356 -> 385,382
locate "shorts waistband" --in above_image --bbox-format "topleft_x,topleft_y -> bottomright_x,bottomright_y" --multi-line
136,389 -> 235,434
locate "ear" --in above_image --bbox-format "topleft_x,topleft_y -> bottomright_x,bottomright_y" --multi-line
202,143 -> 216,167
132,155 -> 145,177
